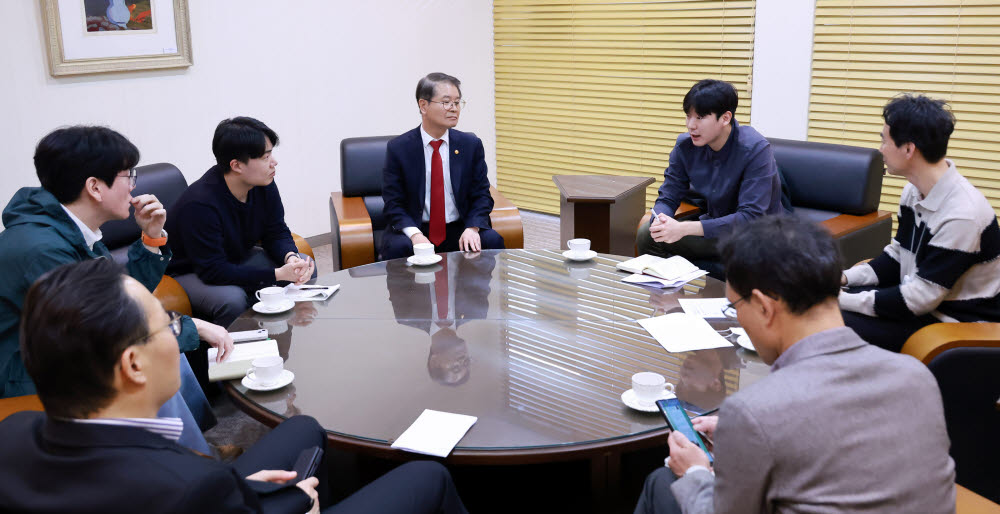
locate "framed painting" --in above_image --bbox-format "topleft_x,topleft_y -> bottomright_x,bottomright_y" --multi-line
41,0 -> 192,76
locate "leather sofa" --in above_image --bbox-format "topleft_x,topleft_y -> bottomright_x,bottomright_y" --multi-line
637,137 -> 893,268
329,136 -> 523,271
101,163 -> 314,317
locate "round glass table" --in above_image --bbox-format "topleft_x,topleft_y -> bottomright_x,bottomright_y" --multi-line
224,249 -> 767,499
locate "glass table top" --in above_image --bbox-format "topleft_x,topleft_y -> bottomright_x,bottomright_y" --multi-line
227,249 -> 769,452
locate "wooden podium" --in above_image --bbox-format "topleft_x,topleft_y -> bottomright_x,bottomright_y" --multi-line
552,175 -> 655,255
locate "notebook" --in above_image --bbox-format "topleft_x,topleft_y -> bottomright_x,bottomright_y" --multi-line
207,339 -> 280,382
617,254 -> 702,281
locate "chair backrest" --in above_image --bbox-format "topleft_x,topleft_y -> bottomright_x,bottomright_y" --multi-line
770,138 -> 884,216
340,136 -> 396,238
928,345 -> 1000,503
100,163 -> 189,257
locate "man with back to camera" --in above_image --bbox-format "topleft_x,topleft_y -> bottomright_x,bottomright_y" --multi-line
0,258 -> 470,514
380,72 -> 505,260
839,94 -> 1000,352
637,79 -> 786,270
634,216 -> 955,514
166,117 -> 314,328
0,125 -> 230,452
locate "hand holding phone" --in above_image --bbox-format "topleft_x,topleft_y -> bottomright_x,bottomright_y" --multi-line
657,398 -> 713,464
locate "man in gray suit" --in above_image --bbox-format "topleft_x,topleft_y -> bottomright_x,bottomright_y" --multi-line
634,216 -> 956,514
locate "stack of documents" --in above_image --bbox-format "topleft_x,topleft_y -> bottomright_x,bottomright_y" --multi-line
617,254 -> 706,288
391,409 -> 478,458
284,284 -> 340,302
207,339 -> 279,381
637,312 -> 732,353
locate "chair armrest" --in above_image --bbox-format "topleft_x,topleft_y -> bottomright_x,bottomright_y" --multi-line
901,322 -> 1000,365
329,192 -> 375,269
290,232 -> 315,260
489,187 -> 524,249
820,211 -> 892,239
0,394 -> 44,421
957,484 -> 1000,513
153,275 -> 192,318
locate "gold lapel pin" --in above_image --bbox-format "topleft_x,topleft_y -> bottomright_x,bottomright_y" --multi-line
454,149 -> 459,155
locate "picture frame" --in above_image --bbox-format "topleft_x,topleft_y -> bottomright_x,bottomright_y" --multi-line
41,0 -> 192,77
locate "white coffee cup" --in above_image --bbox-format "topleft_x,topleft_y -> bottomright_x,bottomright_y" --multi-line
246,355 -> 284,385
567,238 -> 591,253
632,372 -> 675,405
255,286 -> 285,307
413,242 -> 435,258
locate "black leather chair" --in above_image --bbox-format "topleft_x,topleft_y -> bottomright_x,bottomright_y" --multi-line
770,138 -> 892,267
329,136 -> 523,271
902,323 -> 1000,504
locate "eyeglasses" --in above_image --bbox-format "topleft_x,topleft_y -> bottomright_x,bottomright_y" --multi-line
429,99 -> 466,110
127,311 -> 183,347
722,296 -> 747,319
117,168 -> 137,188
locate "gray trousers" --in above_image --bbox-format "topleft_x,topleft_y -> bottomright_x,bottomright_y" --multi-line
174,248 -> 316,329
634,467 -> 684,514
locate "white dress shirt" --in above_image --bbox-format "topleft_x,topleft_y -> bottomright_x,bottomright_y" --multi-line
402,127 -> 461,238
61,204 -> 103,251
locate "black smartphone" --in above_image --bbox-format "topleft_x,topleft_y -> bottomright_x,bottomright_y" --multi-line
656,398 -> 713,463
291,446 -> 324,479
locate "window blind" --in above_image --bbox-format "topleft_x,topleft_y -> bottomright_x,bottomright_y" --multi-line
809,0 -> 1000,223
494,0 -> 757,214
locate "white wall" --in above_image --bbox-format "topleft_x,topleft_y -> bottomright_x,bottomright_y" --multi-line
750,0 -> 816,140
0,1 -> 496,238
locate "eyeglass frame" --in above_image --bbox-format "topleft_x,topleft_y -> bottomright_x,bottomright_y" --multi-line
116,168 -> 137,188
428,99 -> 467,110
126,310 -> 183,347
722,296 -> 747,319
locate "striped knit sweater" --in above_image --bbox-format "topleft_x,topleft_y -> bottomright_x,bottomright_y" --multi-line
840,160 -> 1000,322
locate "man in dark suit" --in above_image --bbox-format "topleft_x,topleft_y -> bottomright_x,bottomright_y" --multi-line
0,258 -> 468,513
381,72 -> 505,260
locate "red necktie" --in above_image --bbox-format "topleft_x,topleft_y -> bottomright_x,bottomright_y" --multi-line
429,140 -> 446,246
435,257 -> 449,322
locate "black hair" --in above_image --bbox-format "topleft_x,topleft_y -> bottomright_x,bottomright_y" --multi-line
20,259 -> 148,419
719,216 -> 842,314
682,79 -> 739,125
882,94 -> 955,163
416,72 -> 462,103
33,126 -> 140,204
212,117 -> 279,171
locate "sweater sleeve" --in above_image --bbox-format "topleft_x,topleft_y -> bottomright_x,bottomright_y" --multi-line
259,183 -> 298,266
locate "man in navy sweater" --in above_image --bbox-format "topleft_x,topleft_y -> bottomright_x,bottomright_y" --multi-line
166,117 -> 314,327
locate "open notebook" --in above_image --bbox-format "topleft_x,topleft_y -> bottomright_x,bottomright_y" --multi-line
617,254 -> 703,281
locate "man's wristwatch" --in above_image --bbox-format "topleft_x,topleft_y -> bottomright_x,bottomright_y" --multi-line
142,230 -> 168,247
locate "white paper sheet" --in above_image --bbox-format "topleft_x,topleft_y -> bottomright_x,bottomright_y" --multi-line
391,409 -> 478,458
678,298 -> 731,319
622,269 -> 707,289
637,313 -> 733,353
283,284 -> 340,302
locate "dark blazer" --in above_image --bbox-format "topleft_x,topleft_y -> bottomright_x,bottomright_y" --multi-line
381,126 -> 494,234
0,412 -> 303,513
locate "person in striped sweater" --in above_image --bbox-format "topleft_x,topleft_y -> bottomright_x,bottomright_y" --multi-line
839,94 -> 1000,352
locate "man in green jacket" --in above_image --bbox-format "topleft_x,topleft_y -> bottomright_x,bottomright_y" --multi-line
0,126 -> 230,452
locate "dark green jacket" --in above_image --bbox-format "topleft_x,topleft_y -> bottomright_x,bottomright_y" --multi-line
0,187 -> 198,398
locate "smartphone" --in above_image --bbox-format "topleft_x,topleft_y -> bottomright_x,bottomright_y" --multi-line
291,446 -> 324,479
656,398 -> 713,463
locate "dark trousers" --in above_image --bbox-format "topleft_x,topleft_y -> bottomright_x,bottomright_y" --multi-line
841,310 -> 938,353
634,467 -> 684,514
635,219 -> 723,279
381,221 -> 505,261
231,416 -> 468,514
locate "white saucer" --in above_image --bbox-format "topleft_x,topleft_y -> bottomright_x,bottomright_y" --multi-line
252,299 -> 295,314
407,254 -> 443,266
242,369 -> 294,391
621,388 -> 677,412
563,249 -> 597,262
736,334 -> 756,352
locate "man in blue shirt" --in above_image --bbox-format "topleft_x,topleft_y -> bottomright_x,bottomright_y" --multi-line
637,80 -> 785,271
166,117 -> 314,328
